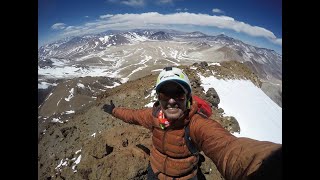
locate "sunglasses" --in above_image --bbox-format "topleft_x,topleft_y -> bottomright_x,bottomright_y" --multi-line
158,92 -> 186,101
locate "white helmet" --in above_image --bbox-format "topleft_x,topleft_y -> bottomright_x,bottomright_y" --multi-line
156,67 -> 192,96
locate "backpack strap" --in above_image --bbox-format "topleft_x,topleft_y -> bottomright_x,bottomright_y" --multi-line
185,112 -> 208,155
184,122 -> 199,155
196,111 -> 208,119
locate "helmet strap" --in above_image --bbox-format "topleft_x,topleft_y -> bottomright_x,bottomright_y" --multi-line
187,95 -> 192,109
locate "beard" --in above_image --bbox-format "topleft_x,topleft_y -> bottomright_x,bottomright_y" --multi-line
163,107 -> 184,121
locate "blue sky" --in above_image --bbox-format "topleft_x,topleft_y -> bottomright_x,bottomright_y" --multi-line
39,0 -> 282,54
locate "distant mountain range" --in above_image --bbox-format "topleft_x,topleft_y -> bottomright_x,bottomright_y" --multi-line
39,29 -> 281,83
38,29 -> 282,108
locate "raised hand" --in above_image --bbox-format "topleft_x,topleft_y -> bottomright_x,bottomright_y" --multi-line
102,100 -> 115,114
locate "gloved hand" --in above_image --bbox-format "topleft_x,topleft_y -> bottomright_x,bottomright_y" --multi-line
102,100 -> 115,114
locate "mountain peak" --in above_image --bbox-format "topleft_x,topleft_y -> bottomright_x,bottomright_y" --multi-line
181,31 -> 208,38
216,34 -> 233,39
149,31 -> 172,40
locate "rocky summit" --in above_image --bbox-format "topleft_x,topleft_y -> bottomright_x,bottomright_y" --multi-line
38,62 -> 262,180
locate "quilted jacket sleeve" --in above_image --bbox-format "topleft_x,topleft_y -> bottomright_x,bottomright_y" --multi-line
112,107 -> 154,130
190,114 -> 282,180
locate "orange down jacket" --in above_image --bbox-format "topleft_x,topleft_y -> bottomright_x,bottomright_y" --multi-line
112,99 -> 281,180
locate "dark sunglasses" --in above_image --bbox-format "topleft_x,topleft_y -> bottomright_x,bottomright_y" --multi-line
158,92 -> 186,101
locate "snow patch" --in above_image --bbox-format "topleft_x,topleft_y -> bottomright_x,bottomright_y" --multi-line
44,92 -> 53,102
208,62 -> 221,66
105,82 -> 121,88
99,35 -> 110,44
75,149 -> 82,154
65,88 -> 74,101
52,118 -> 63,123
65,110 -> 75,114
190,66 -> 197,70
151,69 -> 163,72
145,89 -> 157,107
38,82 -> 57,89
77,83 -> 85,88
74,155 -> 81,164
71,154 -> 82,173
57,98 -> 62,106
198,73 -> 282,143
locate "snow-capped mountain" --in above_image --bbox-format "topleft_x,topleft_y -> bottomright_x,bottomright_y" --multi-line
38,29 -> 281,83
38,34 -> 130,60
149,31 -> 172,40
178,31 -> 208,38
210,34 -> 282,81
38,29 -> 282,108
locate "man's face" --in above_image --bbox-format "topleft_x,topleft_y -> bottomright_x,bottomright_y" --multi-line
158,81 -> 188,121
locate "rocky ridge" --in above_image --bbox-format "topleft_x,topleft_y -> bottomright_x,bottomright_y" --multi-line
38,62 -> 264,180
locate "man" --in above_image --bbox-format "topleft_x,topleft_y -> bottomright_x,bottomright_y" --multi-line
103,67 -> 282,180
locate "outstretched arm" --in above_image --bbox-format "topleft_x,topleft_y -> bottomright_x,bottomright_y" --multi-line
112,107 -> 154,129
103,100 -> 154,129
190,115 -> 281,180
